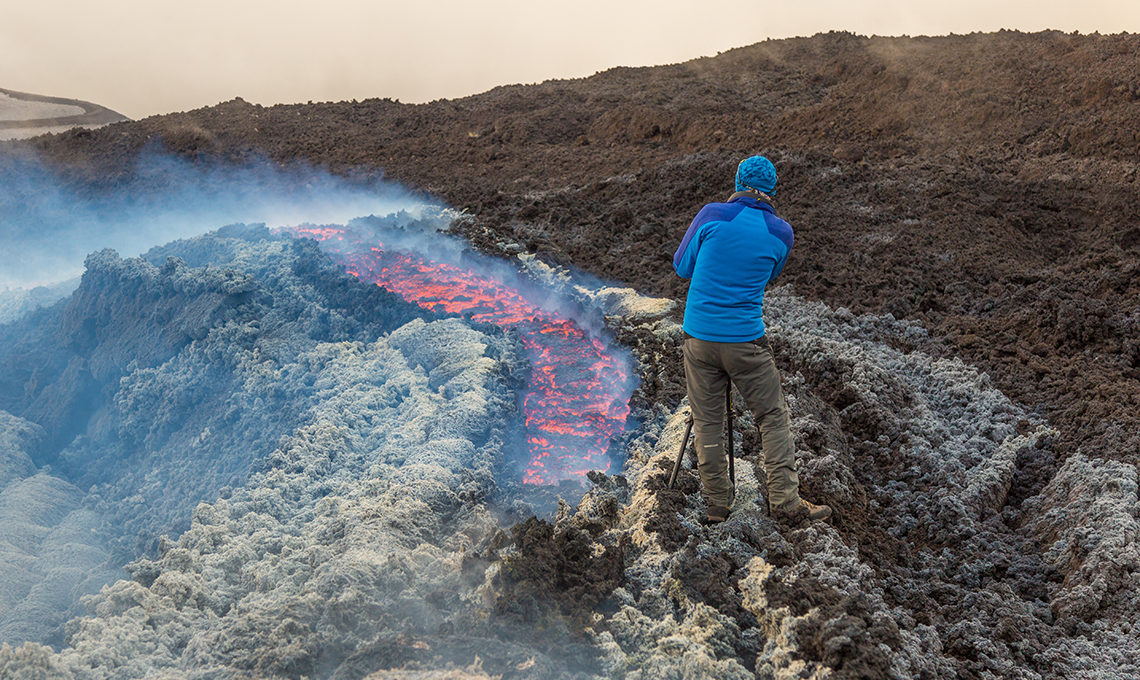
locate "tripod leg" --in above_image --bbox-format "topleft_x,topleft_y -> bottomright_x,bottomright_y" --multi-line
668,414 -> 694,489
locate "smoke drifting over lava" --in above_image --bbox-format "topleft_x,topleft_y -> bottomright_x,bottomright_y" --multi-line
0,149 -> 416,289
286,222 -> 634,484
0,148 -> 644,675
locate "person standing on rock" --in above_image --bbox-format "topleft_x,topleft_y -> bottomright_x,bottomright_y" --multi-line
673,155 -> 832,525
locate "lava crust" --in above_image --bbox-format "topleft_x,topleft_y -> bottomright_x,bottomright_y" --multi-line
2,29 -> 1139,680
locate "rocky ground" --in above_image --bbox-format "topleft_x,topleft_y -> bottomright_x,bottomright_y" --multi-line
2,29 -> 1138,679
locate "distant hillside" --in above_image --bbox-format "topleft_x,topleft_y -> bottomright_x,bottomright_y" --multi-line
0,87 -> 128,140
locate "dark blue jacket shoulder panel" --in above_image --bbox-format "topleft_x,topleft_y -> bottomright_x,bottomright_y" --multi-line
672,196 -> 794,342
673,202 -> 746,272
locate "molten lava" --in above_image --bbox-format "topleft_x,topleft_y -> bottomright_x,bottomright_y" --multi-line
287,225 -> 631,485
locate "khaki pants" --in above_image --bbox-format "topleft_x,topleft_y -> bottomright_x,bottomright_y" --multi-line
682,336 -> 799,509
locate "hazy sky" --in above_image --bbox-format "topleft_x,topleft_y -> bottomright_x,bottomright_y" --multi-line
3,0 -> 1138,119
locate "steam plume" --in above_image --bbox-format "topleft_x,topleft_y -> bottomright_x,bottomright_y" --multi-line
0,147 -> 420,289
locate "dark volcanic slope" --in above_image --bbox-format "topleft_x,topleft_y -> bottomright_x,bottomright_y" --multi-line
15,30 -> 1140,471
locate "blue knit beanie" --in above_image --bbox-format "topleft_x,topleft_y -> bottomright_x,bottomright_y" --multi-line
735,155 -> 778,196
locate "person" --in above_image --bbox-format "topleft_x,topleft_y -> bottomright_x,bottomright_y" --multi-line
672,155 -> 832,525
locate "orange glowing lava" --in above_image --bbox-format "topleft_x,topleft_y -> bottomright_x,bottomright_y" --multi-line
284,225 -> 632,484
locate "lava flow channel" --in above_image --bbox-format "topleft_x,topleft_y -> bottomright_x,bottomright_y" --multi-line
289,225 -> 632,484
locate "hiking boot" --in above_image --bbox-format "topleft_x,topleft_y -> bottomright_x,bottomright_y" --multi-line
704,505 -> 731,525
771,498 -> 832,524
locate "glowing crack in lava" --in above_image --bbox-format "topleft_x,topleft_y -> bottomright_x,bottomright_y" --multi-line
288,225 -> 632,484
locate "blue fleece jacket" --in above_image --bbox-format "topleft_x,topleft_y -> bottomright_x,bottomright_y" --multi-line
673,195 -> 793,342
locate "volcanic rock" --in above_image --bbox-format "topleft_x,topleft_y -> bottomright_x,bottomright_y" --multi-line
2,28 -> 1139,680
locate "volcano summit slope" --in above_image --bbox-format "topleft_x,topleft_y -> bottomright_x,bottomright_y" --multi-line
2,29 -> 1140,679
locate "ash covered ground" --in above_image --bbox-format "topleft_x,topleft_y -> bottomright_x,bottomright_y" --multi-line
2,29 -> 1140,679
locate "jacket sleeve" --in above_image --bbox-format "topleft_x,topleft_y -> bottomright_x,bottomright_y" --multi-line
673,208 -> 710,279
769,219 -> 794,280
771,246 -> 790,279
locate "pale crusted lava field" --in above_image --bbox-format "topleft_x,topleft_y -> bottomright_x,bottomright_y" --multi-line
1,30 -> 1138,679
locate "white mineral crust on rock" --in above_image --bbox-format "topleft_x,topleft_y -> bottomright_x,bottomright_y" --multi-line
1,229 -> 1135,679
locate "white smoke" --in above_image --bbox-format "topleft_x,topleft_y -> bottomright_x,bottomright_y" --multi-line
0,147 -> 428,289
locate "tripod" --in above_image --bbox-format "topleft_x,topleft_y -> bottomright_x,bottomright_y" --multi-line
667,383 -> 734,490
